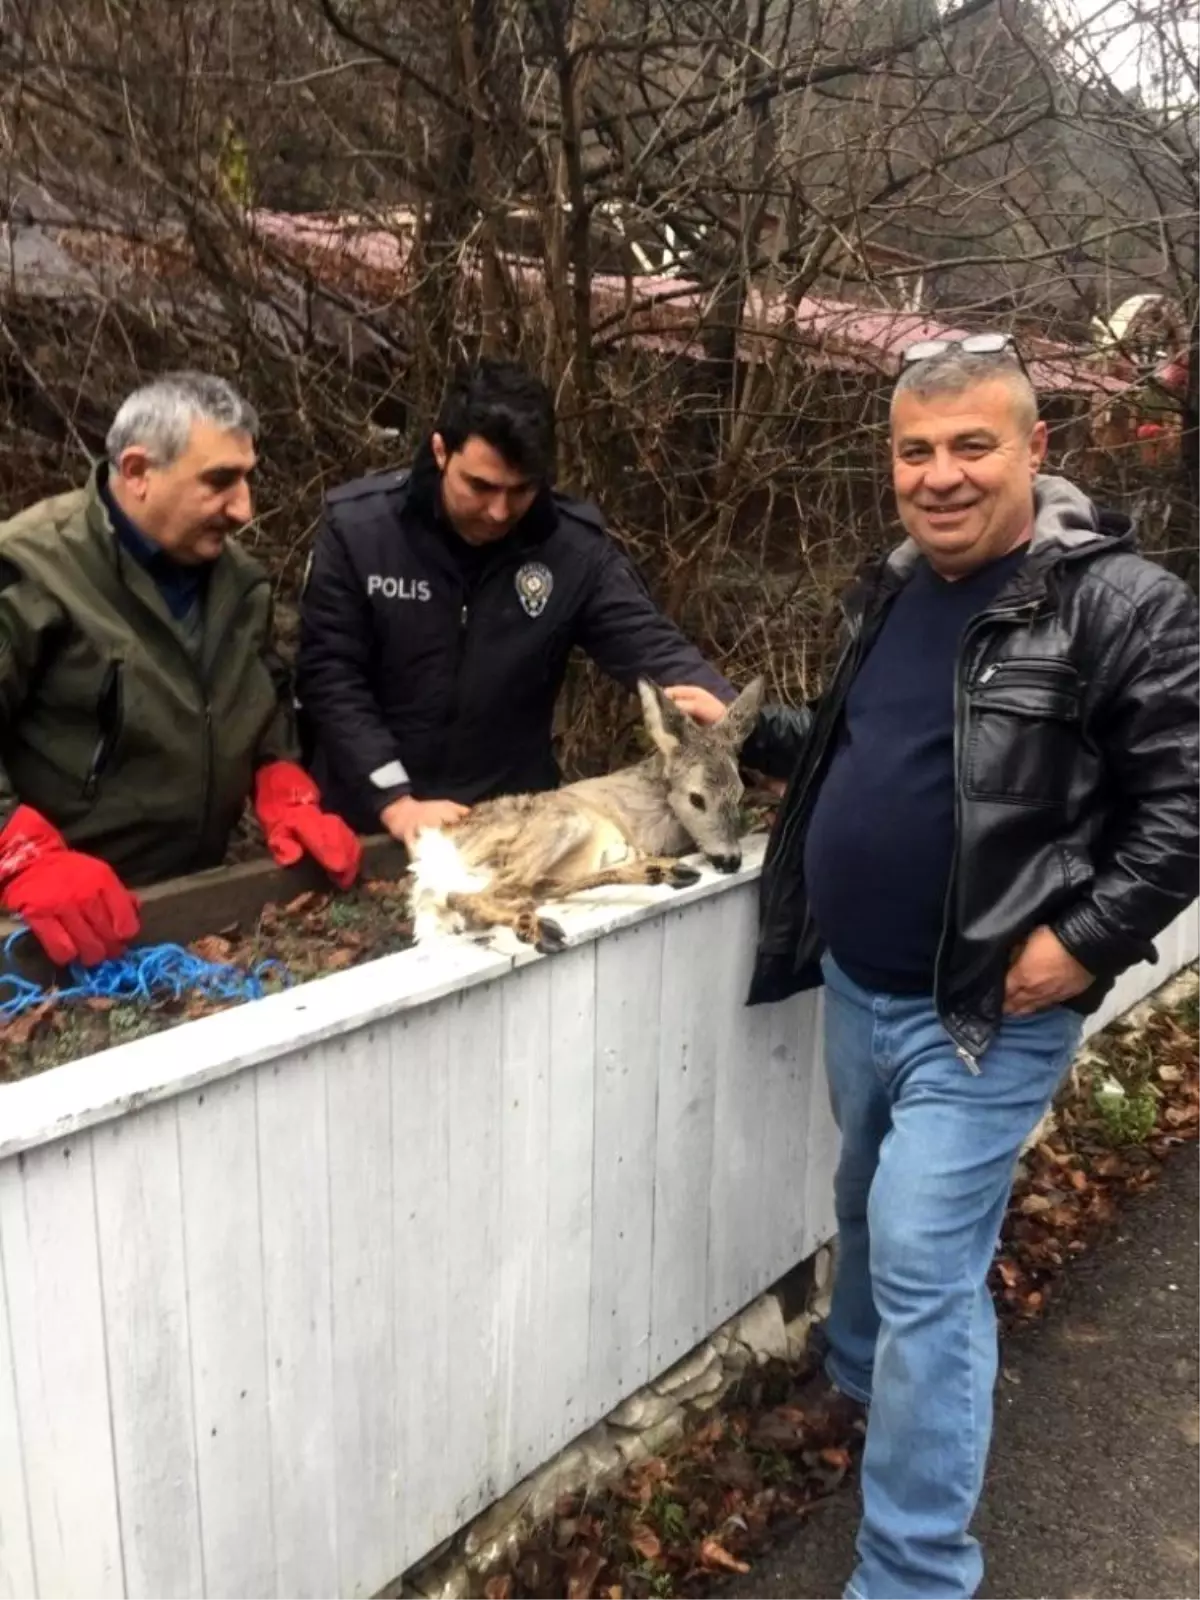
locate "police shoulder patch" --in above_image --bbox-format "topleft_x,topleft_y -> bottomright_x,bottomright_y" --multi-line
553,492 -> 606,536
515,561 -> 554,618
325,468 -> 411,506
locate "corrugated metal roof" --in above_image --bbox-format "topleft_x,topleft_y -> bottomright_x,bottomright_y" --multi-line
1,200 -> 1129,400
251,211 -> 1126,397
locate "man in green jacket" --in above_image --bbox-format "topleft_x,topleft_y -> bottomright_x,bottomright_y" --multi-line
0,372 -> 360,968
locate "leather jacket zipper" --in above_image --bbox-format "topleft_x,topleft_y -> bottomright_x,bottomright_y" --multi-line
976,657 -> 1077,687
934,596 -> 1043,1070
935,627 -> 980,1074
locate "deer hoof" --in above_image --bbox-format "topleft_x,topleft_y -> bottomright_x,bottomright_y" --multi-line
666,863 -> 702,889
536,918 -> 568,955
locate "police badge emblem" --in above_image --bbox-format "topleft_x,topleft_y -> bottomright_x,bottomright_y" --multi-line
515,562 -> 553,618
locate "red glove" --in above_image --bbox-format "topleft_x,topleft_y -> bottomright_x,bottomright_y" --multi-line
253,761 -> 362,889
0,806 -> 141,967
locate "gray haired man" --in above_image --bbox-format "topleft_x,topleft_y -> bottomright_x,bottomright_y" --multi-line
670,337 -> 1198,1598
0,372 -> 360,968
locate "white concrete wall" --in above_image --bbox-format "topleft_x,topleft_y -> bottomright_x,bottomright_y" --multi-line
0,841 -> 1193,1600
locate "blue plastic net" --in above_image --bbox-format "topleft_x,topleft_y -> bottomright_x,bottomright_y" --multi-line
0,928 -> 292,1025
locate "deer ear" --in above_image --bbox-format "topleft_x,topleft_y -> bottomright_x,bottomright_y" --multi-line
717,676 -> 765,750
638,679 -> 690,758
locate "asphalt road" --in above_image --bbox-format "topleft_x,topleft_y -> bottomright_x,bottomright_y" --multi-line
721,1150 -> 1199,1600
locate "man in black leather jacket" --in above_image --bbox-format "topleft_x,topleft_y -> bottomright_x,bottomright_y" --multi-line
670,344 -> 1198,1599
297,359 -> 731,847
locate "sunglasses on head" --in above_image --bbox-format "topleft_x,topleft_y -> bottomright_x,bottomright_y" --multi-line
899,331 -> 1030,379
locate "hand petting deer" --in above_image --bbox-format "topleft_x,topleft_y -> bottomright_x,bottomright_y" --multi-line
409,678 -> 764,952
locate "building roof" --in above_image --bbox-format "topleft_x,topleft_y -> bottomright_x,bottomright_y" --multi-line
251,210 -> 1128,398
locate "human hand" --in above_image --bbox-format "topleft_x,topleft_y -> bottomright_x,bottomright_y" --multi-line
0,805 -> 141,967
254,761 -> 363,888
1004,925 -> 1093,1016
265,805 -> 363,888
664,685 -> 732,728
379,795 -> 470,851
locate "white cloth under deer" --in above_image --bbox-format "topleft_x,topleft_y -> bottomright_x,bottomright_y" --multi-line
408,678 -> 764,949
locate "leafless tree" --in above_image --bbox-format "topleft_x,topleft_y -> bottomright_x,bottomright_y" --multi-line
1,0 -> 1194,770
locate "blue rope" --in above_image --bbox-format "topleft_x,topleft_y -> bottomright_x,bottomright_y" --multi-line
0,927 -> 292,1025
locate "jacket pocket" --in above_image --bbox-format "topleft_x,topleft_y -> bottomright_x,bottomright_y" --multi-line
964,658 -> 1082,807
82,658 -> 125,801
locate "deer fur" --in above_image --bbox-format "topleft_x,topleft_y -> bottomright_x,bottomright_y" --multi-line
409,677 -> 765,951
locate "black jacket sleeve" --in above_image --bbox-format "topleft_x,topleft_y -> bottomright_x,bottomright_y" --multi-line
740,703 -> 815,780
575,542 -> 735,700
295,513 -> 412,817
1052,567 -> 1199,977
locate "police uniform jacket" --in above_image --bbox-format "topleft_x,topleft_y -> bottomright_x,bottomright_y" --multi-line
296,444 -> 731,829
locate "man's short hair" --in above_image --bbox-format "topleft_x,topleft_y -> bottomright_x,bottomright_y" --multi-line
891,350 -> 1039,434
106,373 -> 259,468
434,359 -> 556,480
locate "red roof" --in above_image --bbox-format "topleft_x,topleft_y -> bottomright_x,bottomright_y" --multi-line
251,211 -> 1128,398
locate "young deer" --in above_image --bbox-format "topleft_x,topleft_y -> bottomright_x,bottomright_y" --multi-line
409,677 -> 764,951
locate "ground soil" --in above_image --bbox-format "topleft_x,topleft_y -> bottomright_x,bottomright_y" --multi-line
0,874 -> 413,1082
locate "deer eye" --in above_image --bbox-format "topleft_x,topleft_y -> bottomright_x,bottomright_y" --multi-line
688,792 -> 707,811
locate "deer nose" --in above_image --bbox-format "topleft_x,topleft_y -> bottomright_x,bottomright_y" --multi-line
710,852 -> 741,874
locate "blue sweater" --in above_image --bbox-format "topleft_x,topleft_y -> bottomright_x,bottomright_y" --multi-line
100,472 -> 207,627
804,546 -> 1027,995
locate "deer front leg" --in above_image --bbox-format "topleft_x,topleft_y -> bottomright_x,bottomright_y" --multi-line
445,889 -> 567,955
545,854 -> 702,897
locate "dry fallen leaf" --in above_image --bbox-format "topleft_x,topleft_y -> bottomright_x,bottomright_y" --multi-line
183,995 -> 221,1020
191,935 -> 234,964
699,1537 -> 750,1574
516,1549 -> 562,1597
628,1525 -> 662,1562
484,1575 -> 512,1600
1019,1193 -> 1054,1215
1090,1153 -> 1127,1177
565,1544 -> 605,1599
748,1404 -> 812,1452
691,1417 -> 725,1449
1,1001 -> 56,1046
283,891 -> 324,915
1038,1143 -> 1074,1166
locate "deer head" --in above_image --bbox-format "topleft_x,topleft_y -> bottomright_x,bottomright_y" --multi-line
637,677 -> 765,872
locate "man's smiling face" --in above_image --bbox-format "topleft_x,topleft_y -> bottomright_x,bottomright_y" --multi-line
891,376 -> 1048,578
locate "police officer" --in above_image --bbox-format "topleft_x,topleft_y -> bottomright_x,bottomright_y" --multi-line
0,373 -> 361,967
297,360 -> 732,848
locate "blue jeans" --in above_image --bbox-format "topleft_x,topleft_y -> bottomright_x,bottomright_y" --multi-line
820,956 -> 1083,1600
